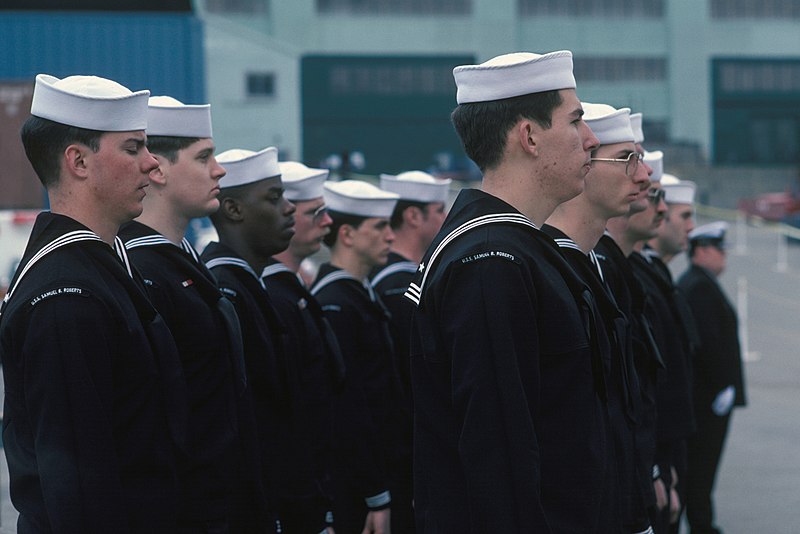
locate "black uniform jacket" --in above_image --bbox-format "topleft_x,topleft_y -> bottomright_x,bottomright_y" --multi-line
677,265 -> 747,410
261,258 -> 347,530
311,263 -> 403,508
203,242 -> 323,533
370,251 -> 418,398
120,222 -> 243,524
405,189 -> 612,533
594,234 -> 662,509
629,251 -> 696,470
369,252 -> 415,477
542,225 -> 644,528
0,212 -> 183,533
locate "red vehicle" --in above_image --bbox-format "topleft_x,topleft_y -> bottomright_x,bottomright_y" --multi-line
737,191 -> 800,222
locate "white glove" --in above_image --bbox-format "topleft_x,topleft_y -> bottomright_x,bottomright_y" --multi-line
712,385 -> 735,416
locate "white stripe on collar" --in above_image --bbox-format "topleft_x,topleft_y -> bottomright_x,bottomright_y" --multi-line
371,260 -> 418,287
553,237 -> 583,252
124,234 -> 200,263
589,249 -> 605,283
2,230 -> 109,314
261,262 -> 294,278
261,262 -> 306,287
124,234 -> 176,249
405,213 -> 537,306
310,270 -> 374,301
205,256 -> 264,288
642,247 -> 660,262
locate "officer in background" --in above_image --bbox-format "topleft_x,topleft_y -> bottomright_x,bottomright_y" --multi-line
202,147 -> 299,533
119,97 -> 246,533
311,180 -> 400,534
544,102 -> 653,534
1,74 -> 183,532
678,222 -> 747,534
405,51 -> 618,532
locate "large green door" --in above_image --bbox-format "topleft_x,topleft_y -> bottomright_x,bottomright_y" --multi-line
302,55 -> 474,176
713,58 -> 800,165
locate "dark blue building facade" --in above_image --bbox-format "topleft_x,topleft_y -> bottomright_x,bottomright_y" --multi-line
1,10 -> 205,103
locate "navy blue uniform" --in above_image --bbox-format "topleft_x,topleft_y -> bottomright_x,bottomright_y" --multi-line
371,251 -> 417,396
543,225 -> 646,533
1,213 -> 183,533
370,252 -> 416,533
261,259 -> 347,533
405,189 -> 614,533
202,242 -> 313,533
677,264 -> 746,534
121,222 -> 245,532
311,264 -> 403,533
630,250 -> 696,533
595,234 -> 664,524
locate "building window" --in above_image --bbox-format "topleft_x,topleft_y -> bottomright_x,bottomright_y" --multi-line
714,59 -> 800,164
246,72 -> 276,98
711,0 -> 800,18
205,0 -> 269,14
718,61 -> 800,94
327,64 -> 454,96
519,0 -> 664,17
317,0 -> 471,15
573,57 -> 667,82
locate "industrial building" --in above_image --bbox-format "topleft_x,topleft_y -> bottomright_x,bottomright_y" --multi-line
199,0 -> 800,198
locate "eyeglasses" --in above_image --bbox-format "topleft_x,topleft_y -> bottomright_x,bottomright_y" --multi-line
590,151 -> 641,176
646,188 -> 666,205
311,204 -> 329,223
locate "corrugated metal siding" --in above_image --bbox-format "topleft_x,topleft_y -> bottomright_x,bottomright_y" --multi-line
1,12 -> 205,102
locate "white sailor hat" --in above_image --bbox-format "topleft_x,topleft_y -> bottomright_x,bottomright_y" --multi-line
582,103 -> 634,145
379,171 -> 451,204
689,221 -> 728,246
454,50 -> 575,104
643,150 -> 663,182
30,74 -> 149,131
661,174 -> 697,205
324,180 -> 399,219
630,112 -> 644,144
217,147 -> 280,189
146,96 -> 212,138
279,161 -> 329,201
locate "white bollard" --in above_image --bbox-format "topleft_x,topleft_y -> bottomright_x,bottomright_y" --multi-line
775,227 -> 788,273
735,210 -> 747,255
737,276 -> 760,362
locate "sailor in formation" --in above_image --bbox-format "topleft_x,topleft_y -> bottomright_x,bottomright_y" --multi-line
1,64 -> 744,534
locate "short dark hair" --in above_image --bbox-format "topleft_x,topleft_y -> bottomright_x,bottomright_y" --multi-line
451,89 -> 562,172
323,210 -> 367,248
146,135 -> 201,163
20,115 -> 104,188
208,181 -> 255,229
389,199 -> 429,230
